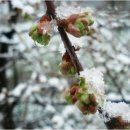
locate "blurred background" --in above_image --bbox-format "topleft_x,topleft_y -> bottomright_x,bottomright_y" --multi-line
0,0 -> 130,129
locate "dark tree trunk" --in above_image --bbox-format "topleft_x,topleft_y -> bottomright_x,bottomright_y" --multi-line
0,43 -> 8,92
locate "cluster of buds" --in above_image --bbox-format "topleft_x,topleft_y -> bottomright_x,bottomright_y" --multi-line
60,12 -> 95,37
29,14 -> 52,46
59,49 -> 77,75
64,77 -> 98,115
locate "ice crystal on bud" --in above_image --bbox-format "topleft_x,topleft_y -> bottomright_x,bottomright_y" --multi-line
102,101 -> 130,122
80,68 -> 105,104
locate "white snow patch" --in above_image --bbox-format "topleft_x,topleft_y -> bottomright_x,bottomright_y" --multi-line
62,105 -> 78,119
39,75 -> 47,83
0,93 -> 5,102
80,68 -> 105,104
44,104 -> 56,114
48,77 -> 60,87
107,93 -> 122,100
11,0 -> 34,14
10,83 -> 27,97
52,115 -> 64,128
11,0 -> 24,9
48,77 -> 67,91
100,28 -> 112,40
22,5 -> 34,14
116,54 -> 130,65
103,101 -> 130,122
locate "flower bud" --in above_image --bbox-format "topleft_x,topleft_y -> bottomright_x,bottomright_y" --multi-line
67,24 -> 81,37
70,85 -> 78,95
29,24 -> 37,36
65,12 -> 94,37
29,14 -> 52,46
76,101 -> 89,115
72,95 -> 78,104
59,61 -> 76,75
80,94 -> 90,104
88,105 -> 97,114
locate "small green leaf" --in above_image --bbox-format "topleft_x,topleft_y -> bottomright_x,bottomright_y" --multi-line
69,67 -> 76,75
37,34 -> 43,43
31,30 -> 39,41
80,94 -> 90,104
29,24 -> 37,36
79,77 -> 86,88
64,93 -> 72,104
41,34 -> 51,46
75,20 -> 85,35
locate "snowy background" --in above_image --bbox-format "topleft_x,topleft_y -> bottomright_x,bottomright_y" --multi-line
0,0 -> 130,129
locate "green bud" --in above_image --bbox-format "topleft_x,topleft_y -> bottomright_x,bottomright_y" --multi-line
31,30 -> 39,41
64,92 -> 72,104
76,90 -> 86,99
79,77 -> 86,88
41,34 -> 51,46
37,34 -> 43,43
75,20 -> 85,35
29,24 -> 37,36
68,67 -> 77,75
76,101 -> 90,115
80,94 -> 90,104
87,15 -> 94,26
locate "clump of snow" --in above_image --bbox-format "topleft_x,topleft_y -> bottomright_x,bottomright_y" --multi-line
48,77 -> 60,88
0,93 -> 5,102
52,115 -> 64,128
44,104 -> 56,114
80,68 -> 105,104
10,83 -> 27,97
102,101 -> 130,122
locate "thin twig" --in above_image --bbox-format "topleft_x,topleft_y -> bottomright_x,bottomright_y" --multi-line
44,0 -> 83,75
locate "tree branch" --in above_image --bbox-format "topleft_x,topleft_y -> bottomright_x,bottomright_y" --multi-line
44,0 -> 83,75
